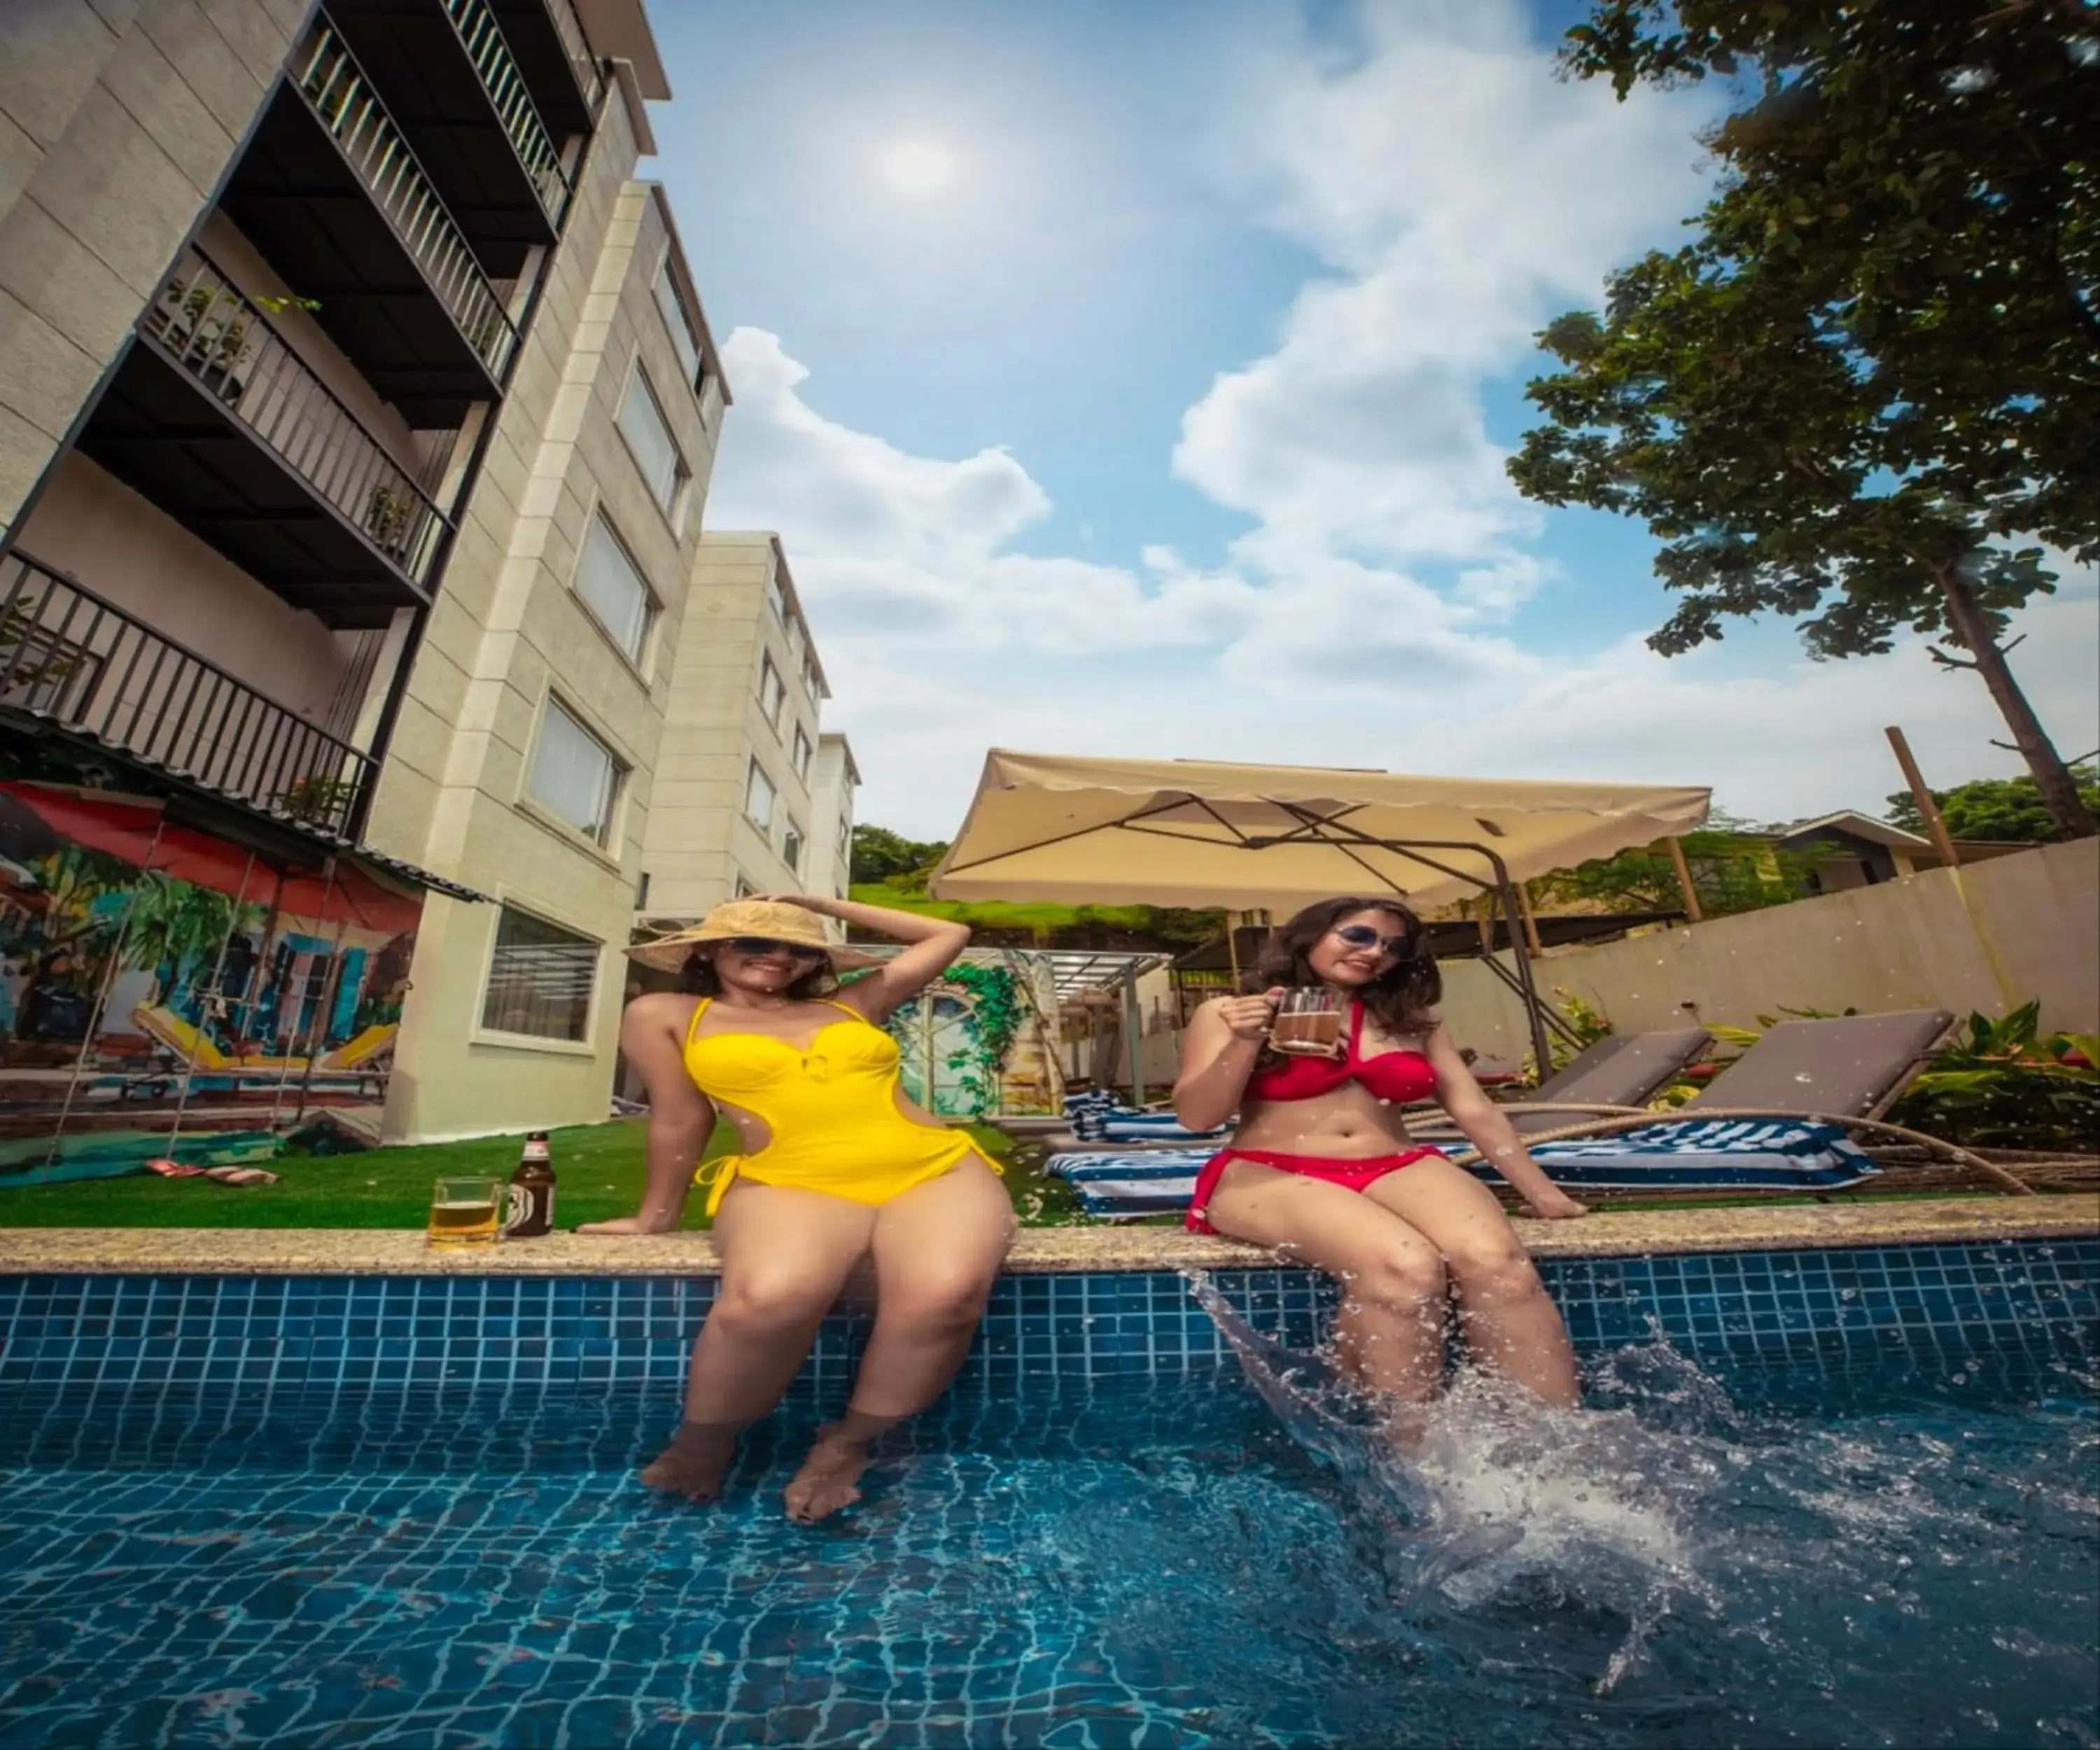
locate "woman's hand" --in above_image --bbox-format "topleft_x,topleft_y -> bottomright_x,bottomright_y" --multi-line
1522,1187 -> 1588,1221
577,1214 -> 680,1236
1217,988 -> 1284,1043
751,892 -> 832,913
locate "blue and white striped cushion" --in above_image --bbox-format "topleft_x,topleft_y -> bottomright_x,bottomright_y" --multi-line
1046,1121 -> 1879,1218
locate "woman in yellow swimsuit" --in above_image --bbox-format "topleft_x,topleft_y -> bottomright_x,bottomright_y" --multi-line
582,893 -> 1011,1520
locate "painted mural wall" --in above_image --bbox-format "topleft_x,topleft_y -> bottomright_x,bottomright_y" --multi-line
0,741 -> 420,1186
878,951 -> 1065,1119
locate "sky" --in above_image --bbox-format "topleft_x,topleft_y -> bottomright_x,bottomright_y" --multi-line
641,0 -> 2099,841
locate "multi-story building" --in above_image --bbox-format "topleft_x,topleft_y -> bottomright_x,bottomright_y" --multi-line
804,732 -> 862,913
0,0 -> 727,1161
636,531 -> 851,939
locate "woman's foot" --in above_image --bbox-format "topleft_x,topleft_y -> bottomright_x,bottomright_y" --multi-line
640,1422 -> 738,1501
783,1425 -> 876,1522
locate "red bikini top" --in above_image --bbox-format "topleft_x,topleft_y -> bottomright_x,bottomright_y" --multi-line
1245,1001 -> 1439,1105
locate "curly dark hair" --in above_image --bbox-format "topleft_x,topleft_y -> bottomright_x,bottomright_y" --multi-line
1251,895 -> 1441,1040
678,944 -> 839,1002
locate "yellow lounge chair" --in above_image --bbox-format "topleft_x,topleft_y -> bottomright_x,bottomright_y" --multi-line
130,1004 -> 239,1074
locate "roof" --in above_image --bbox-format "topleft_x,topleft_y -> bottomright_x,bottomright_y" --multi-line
1772,811 -> 1934,851
930,750 -> 1711,913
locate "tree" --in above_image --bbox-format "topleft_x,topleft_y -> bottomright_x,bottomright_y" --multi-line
1512,0 -> 2099,839
1537,814 -> 1828,916
849,825 -> 950,888
1886,757 -> 2100,842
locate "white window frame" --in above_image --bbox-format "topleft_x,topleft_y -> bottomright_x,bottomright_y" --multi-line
744,759 -> 776,831
783,817 -> 806,876
525,695 -> 624,845
617,364 -> 689,523
653,256 -> 705,393
479,902 -> 601,1044
791,724 -> 813,782
733,869 -> 755,899
571,510 -> 657,665
757,655 -> 785,727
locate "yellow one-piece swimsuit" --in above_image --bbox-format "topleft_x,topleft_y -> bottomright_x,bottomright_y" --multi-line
682,997 -> 995,1216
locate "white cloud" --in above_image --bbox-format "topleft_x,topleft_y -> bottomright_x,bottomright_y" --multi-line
696,3 -> 2099,841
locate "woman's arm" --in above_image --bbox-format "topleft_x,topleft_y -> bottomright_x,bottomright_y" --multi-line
579,994 -> 715,1235
1422,1023 -> 1586,1220
757,893 -> 969,1023
1173,990 -> 1282,1132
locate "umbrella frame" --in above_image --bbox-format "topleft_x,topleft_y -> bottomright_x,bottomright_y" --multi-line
939,793 -> 1578,1072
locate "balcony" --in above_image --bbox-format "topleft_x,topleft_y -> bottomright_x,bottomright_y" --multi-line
0,554 -> 376,839
218,18 -> 521,424
329,0 -> 575,275
490,0 -> 603,138
76,248 -> 448,631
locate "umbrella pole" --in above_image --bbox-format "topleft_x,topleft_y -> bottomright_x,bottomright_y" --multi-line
1485,850 -> 1553,1074
1122,967 -> 1144,1106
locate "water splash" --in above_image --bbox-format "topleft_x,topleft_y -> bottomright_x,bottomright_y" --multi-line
1187,1270 -> 1725,1693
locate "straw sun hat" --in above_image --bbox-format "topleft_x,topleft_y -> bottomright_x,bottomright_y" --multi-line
626,899 -> 885,974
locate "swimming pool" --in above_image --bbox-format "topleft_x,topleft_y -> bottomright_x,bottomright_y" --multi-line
0,1239 -> 2093,1748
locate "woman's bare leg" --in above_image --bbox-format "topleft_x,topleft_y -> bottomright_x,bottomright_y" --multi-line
783,1157 -> 1014,1522
643,1182 -> 874,1499
1202,1163 -> 1449,1404
1366,1157 -> 1581,1408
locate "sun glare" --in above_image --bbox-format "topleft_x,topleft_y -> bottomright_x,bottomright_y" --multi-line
877,139 -> 958,198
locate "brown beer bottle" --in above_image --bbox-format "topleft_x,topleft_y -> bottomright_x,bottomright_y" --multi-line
506,1131 -> 555,1238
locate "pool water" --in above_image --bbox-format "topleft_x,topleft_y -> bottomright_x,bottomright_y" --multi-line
0,1329 -> 2093,1748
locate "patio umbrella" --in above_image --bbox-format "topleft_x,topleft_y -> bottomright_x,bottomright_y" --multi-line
929,751 -> 1713,1068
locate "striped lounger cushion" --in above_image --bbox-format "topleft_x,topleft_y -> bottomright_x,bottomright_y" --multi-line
1046,1121 -> 1879,1219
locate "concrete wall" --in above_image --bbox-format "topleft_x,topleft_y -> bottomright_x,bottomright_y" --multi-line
802,732 -> 858,911
1438,836 -> 2100,1060
372,113 -> 726,1140
638,531 -> 825,921
1,0 -> 302,531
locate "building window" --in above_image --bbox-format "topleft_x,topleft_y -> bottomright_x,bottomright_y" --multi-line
766,573 -> 788,624
783,818 -> 806,874
802,651 -> 822,696
839,814 -> 853,858
757,656 -> 785,727
636,871 -> 651,907
528,697 -> 622,843
482,906 -> 598,1040
745,760 -> 776,830
619,367 -> 687,518
573,513 -> 654,662
653,260 -> 704,391
791,725 -> 813,781
733,869 -> 755,899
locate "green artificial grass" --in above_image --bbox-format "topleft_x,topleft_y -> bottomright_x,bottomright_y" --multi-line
0,1120 -> 1070,1229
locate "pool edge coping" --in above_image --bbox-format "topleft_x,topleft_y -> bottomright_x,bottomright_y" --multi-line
0,1194 -> 2092,1275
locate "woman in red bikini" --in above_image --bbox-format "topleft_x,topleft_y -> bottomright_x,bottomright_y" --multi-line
1175,896 -> 1586,1410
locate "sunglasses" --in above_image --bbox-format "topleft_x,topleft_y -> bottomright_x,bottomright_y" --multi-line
723,936 -> 827,962
1331,923 -> 1413,958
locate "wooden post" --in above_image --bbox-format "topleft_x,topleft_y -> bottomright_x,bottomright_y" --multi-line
1514,880 -> 1544,960
1885,725 -> 1962,869
1664,836 -> 1704,923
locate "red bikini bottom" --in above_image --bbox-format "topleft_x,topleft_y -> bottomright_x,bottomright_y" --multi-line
1186,1145 -> 1446,1235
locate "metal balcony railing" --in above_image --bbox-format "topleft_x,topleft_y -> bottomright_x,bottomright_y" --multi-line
442,0 -> 572,223
143,248 -> 451,584
293,19 -> 522,380
0,554 -> 377,838
542,0 -> 606,115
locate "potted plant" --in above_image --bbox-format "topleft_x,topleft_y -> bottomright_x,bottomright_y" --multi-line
363,483 -> 419,556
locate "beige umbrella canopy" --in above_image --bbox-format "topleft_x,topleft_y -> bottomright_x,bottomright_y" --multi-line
928,751 -> 1712,1070
930,751 -> 1710,912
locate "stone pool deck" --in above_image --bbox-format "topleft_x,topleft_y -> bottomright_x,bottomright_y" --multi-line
0,1194 -> 2092,1275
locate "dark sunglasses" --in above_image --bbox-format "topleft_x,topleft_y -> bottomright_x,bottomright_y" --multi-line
1332,923 -> 1413,958
723,936 -> 827,961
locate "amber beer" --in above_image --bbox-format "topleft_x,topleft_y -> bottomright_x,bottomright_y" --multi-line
428,1177 -> 501,1246
505,1132 -> 556,1238
1270,990 -> 1343,1056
